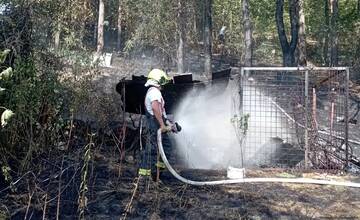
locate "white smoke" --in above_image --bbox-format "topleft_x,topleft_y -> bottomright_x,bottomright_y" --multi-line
172,78 -> 296,170
173,80 -> 240,169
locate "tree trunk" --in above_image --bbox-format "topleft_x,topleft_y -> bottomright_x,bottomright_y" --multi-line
117,0 -> 122,52
275,0 -> 299,67
192,0 -> 198,42
194,0 -> 204,44
177,0 -> 185,73
323,0 -> 330,66
193,10 -> 197,39
204,0 -> 212,78
54,23 -> 61,51
242,0 -> 253,67
96,0 -> 105,54
329,0 -> 338,66
297,0 -> 307,66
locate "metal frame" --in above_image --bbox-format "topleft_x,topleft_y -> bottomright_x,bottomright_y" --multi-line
242,67 -> 348,71
239,67 -> 350,170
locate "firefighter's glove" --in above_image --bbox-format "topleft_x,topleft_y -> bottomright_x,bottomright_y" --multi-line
165,119 -> 173,126
160,124 -> 172,133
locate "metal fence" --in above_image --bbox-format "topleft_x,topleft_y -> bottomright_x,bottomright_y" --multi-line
235,67 -> 352,171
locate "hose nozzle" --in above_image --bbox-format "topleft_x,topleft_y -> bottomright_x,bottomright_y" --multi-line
172,122 -> 182,133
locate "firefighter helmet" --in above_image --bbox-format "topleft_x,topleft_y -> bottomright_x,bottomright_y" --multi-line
147,69 -> 170,86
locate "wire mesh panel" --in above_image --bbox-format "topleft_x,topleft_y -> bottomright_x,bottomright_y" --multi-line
308,69 -> 349,170
237,67 -> 351,171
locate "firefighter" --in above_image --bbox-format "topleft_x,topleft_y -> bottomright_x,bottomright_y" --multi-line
138,68 -> 173,181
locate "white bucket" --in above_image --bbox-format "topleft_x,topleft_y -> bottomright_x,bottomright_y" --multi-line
104,53 -> 113,67
227,166 -> 245,179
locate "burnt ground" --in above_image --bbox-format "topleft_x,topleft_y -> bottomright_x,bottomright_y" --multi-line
78,152 -> 360,220
1,142 -> 360,220
87,155 -> 360,220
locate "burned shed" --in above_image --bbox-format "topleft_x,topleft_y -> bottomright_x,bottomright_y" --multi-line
115,68 -> 231,114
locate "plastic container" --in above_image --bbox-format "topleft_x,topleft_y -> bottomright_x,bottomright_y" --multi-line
227,166 -> 245,179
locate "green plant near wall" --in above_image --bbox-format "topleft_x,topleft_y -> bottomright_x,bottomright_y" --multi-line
231,113 -> 250,167
231,113 -> 250,135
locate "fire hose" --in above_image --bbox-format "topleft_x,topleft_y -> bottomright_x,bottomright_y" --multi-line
157,129 -> 360,188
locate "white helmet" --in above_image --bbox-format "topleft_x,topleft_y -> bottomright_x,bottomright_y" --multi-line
147,69 -> 170,86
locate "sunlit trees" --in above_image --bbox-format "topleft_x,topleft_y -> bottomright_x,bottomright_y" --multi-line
1,0 -> 360,72
96,0 -> 105,55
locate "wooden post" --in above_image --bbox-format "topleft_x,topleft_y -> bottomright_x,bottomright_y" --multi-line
305,70 -> 309,169
312,88 -> 318,130
345,68 -> 349,168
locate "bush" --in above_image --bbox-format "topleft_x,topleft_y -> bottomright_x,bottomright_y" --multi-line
0,51 -> 65,174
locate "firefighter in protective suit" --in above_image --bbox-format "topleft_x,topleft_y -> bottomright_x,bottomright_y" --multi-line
138,69 -> 173,181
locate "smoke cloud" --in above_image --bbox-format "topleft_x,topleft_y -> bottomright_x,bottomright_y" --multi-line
173,80 -> 240,169
172,78 -> 296,169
